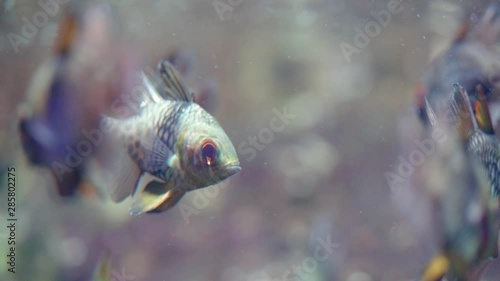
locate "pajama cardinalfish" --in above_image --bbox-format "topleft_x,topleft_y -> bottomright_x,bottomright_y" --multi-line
102,60 -> 240,215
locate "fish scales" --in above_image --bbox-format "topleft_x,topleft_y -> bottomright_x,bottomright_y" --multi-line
467,131 -> 500,196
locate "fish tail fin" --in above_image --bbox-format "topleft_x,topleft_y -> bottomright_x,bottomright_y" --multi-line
450,84 -> 476,139
474,84 -> 495,135
106,149 -> 141,202
94,117 -> 141,202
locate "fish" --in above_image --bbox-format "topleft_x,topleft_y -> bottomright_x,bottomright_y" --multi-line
18,11 -> 89,196
416,5 -> 500,128
91,251 -> 112,281
100,59 -> 241,216
419,85 -> 500,281
18,6 -> 140,197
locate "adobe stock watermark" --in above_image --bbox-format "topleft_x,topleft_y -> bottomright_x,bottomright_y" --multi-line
7,0 -> 69,54
177,178 -> 231,224
384,127 -> 448,192
213,0 -> 244,21
281,235 -> 339,281
339,0 -> 403,63
238,107 -> 296,162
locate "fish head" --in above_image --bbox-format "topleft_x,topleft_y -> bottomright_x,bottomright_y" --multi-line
178,104 -> 241,187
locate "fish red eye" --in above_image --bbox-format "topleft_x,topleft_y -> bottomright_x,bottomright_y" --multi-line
201,140 -> 217,166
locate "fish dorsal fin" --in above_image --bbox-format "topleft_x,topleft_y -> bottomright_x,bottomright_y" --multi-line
450,84 -> 476,139
157,60 -> 194,102
135,72 -> 166,109
129,173 -> 185,215
474,84 -> 495,135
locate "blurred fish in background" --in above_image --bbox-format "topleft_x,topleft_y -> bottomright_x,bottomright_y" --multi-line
416,4 -> 500,130
17,3 -> 135,197
416,85 -> 500,281
403,6 -> 500,279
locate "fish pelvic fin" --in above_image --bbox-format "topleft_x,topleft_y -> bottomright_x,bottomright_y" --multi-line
421,254 -> 450,281
129,172 -> 185,216
450,84 -> 476,139
474,84 -> 495,135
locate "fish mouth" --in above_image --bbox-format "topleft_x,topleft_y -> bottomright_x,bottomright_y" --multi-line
225,163 -> 241,176
215,162 -> 241,180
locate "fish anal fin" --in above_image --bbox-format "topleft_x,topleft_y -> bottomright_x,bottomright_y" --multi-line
474,84 -> 495,135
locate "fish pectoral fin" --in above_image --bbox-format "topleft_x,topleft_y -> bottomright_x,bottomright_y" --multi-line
129,173 -> 184,215
474,84 -> 495,135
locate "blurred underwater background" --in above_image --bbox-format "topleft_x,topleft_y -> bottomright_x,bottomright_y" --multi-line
1,0 -> 500,280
